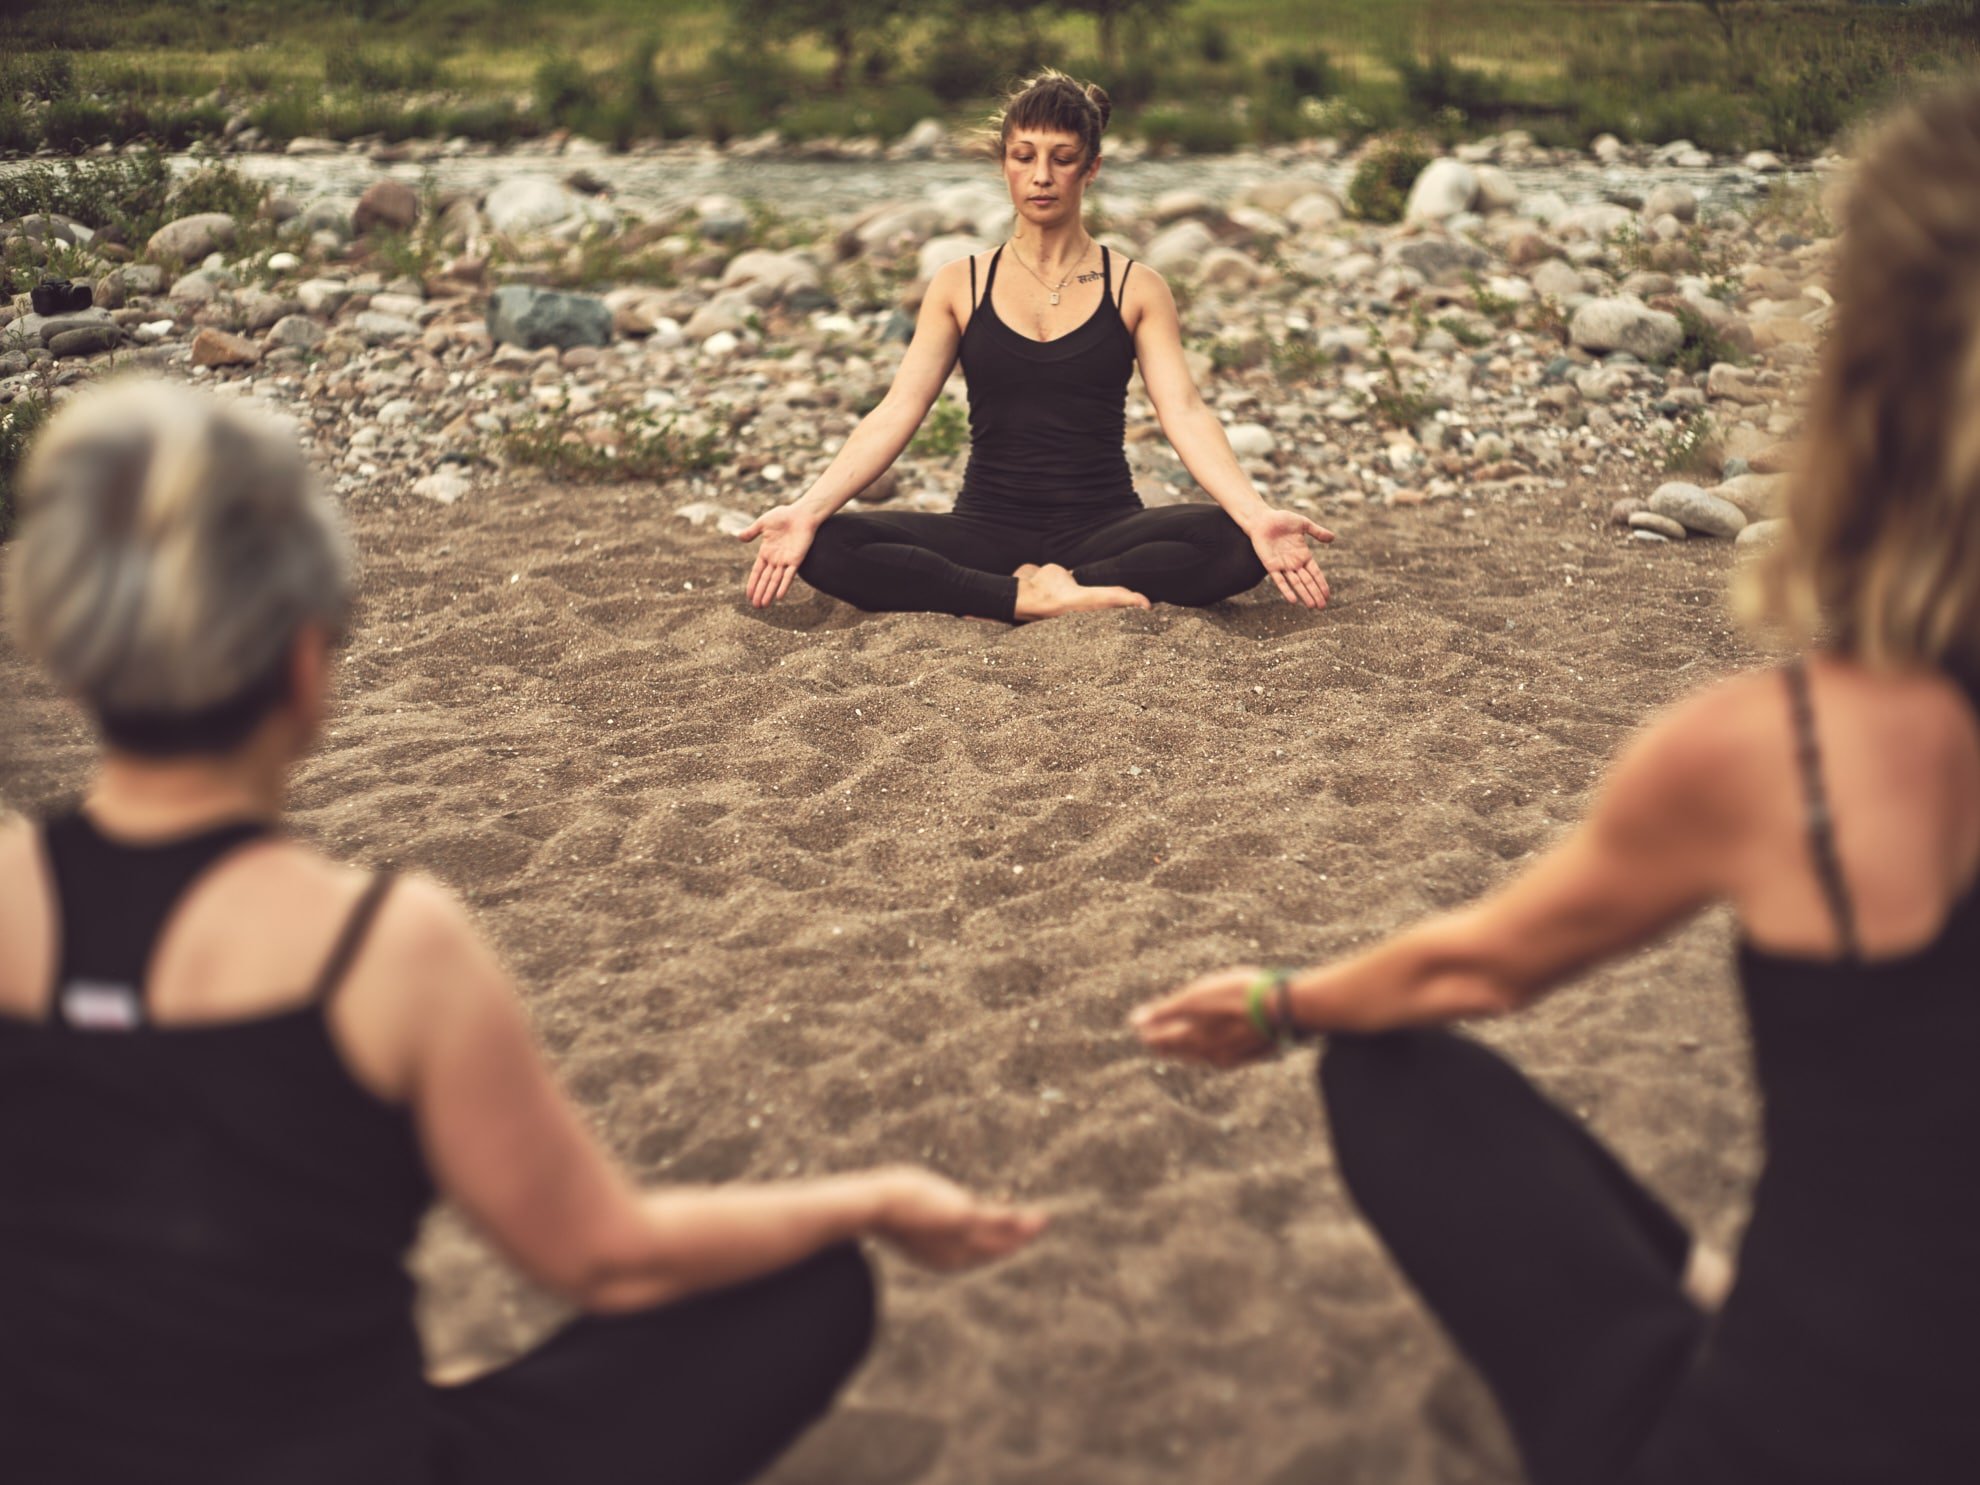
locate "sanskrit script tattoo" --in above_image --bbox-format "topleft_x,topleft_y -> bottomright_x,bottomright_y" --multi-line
1073,269 -> 1106,284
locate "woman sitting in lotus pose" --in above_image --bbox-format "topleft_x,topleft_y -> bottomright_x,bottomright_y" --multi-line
740,69 -> 1333,621
1135,85 -> 1980,1485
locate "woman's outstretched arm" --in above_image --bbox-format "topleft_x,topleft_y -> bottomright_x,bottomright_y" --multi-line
369,878 -> 1045,1310
738,257 -> 972,609
1125,266 -> 1335,610
1134,688 -> 1745,1065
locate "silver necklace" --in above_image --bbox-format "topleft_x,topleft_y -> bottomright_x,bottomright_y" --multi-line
1011,238 -> 1092,306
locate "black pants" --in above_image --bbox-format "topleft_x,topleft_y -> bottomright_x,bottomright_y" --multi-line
798,502 -> 1268,621
430,1243 -> 875,1485
1319,1032 -> 1708,1485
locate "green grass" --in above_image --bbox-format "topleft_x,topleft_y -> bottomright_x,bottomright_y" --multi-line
1,387 -> 55,544
498,401 -> 731,484
4,1 -> 1978,156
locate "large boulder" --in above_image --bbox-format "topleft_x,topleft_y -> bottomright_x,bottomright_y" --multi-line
1642,183 -> 1698,224
721,249 -> 823,304
146,213 -> 237,266
1715,473 -> 1787,520
914,235 -> 985,284
1404,160 -> 1478,224
1471,165 -> 1521,215
49,323 -> 122,358
487,285 -> 612,350
298,197 -> 356,242
1570,296 -> 1684,362
853,201 -> 944,256
683,290 -> 757,341
353,179 -> 420,236
1286,192 -> 1345,233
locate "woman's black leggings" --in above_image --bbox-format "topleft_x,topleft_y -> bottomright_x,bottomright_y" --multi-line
430,1243 -> 874,1485
798,502 -> 1268,620
1319,1031 -> 1709,1485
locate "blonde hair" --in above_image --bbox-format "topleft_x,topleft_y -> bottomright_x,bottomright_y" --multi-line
5,380 -> 352,753
1737,84 -> 1980,677
992,68 -> 1112,166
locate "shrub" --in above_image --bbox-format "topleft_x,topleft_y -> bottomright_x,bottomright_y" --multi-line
1347,132 -> 1432,222
1660,414 -> 1723,477
0,151 -> 174,243
498,403 -> 729,484
1,387 -> 54,544
1671,305 -> 1748,376
170,162 -> 269,223
1194,19 -> 1234,64
325,48 -> 443,93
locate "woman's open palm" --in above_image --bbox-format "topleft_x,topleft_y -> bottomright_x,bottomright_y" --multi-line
1249,510 -> 1335,609
738,504 -> 819,608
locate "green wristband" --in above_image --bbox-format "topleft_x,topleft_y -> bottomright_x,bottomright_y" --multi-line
1244,976 -> 1278,1042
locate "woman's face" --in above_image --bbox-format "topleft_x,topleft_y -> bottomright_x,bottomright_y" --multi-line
1002,127 -> 1099,231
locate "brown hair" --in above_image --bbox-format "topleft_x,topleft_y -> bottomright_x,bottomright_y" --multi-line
1738,83 -> 1980,677
994,68 -> 1111,166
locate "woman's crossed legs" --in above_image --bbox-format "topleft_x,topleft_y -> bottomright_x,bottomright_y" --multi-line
798,504 -> 1266,621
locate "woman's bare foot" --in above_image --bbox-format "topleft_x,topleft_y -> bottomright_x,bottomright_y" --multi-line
1012,563 -> 1150,620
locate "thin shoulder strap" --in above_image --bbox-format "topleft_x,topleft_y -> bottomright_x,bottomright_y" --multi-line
982,244 -> 1002,298
969,251 -> 978,308
1101,244 -> 1112,298
309,872 -> 397,1003
1116,255 -> 1134,308
1785,661 -> 1861,961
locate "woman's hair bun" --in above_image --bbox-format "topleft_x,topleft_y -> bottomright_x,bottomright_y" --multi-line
1084,83 -> 1113,132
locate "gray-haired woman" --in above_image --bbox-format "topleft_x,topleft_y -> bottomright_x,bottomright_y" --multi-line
0,379 -> 1043,1485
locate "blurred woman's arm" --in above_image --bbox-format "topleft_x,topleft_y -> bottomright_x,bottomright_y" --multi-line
380,879 -> 1042,1310
1134,691 -> 1743,1063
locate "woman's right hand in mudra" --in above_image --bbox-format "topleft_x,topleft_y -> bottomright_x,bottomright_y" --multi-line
739,504 -> 820,608
866,1167 -> 1049,1271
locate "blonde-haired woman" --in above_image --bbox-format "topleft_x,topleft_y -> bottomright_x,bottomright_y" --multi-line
0,380 -> 1043,1485
1135,87 -> 1980,1485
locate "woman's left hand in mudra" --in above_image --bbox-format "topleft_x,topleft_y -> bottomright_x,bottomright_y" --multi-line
1131,967 -> 1282,1069
1246,509 -> 1335,609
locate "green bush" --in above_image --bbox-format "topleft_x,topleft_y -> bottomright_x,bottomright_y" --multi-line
172,161 -> 270,223
325,47 -> 443,93
1347,132 -> 1432,223
40,98 -> 118,151
918,18 -> 1010,103
0,151 -> 174,243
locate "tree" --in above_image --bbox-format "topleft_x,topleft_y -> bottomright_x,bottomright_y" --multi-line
1059,0 -> 1181,70
730,0 -> 907,93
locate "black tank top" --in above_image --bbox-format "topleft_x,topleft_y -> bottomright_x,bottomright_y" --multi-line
0,811 -> 434,1484
1667,662 -> 1980,1482
957,244 -> 1140,518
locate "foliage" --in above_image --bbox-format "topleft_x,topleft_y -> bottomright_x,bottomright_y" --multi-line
1362,322 -> 1440,430
1137,103 -> 1244,154
498,402 -> 729,485
0,387 -> 54,544
0,151 -> 174,243
1671,305 -> 1748,376
1435,314 -> 1491,350
1466,273 -> 1522,328
1660,413 -> 1723,477
0,234 -> 101,297
908,395 -> 969,460
732,0 -> 910,92
324,47 -> 443,92
1347,133 -> 1432,223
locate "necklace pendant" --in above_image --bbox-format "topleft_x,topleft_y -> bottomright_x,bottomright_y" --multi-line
1049,291 -> 1061,306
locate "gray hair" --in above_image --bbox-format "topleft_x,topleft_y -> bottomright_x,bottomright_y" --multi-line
5,380 -> 353,743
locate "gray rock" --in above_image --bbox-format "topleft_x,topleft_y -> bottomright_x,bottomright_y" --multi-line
1649,480 -> 1747,538
1627,510 -> 1688,540
298,197 -> 356,242
22,307 -> 118,349
722,250 -> 824,304
695,195 -> 752,242
170,268 -> 236,304
352,310 -> 423,345
413,469 -> 470,505
683,290 -> 756,342
853,201 -> 941,255
237,290 -> 297,333
1642,183 -> 1698,223
354,179 -> 420,236
1632,528 -> 1672,544
485,179 -> 606,238
118,264 -> 166,297
894,118 -> 947,160
1552,202 -> 1635,241
1531,259 -> 1585,300
1285,192 -> 1345,233
296,278 -> 354,316
1743,151 -> 1785,174
1226,422 -> 1276,460
1145,220 -> 1217,279
1199,246 -> 1263,290
1405,160 -> 1478,223
146,213 -> 238,266
675,500 -> 753,534
49,323 -> 122,358
92,272 -> 126,311
1571,297 -> 1684,362
1471,165 -> 1521,214
1715,472 -> 1787,520
486,284 -> 612,351
1388,236 -> 1489,286
267,314 -> 325,350
1735,518 -> 1787,549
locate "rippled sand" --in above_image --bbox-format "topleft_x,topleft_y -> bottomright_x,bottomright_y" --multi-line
0,476 -> 1767,1485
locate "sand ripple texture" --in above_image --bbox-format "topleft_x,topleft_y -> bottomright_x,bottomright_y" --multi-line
0,477 -> 1765,1485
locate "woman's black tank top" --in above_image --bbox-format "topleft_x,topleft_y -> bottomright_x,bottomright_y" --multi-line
956,244 -> 1140,518
1655,662 -> 1980,1482
0,811 -> 435,1484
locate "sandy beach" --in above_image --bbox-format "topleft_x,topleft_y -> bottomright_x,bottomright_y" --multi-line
0,464 -> 1771,1484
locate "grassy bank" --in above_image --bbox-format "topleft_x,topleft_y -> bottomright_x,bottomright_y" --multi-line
4,2 -> 1978,159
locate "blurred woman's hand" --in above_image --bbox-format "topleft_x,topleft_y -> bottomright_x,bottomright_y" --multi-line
738,504 -> 821,608
866,1168 -> 1048,1271
1131,966 -> 1282,1069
